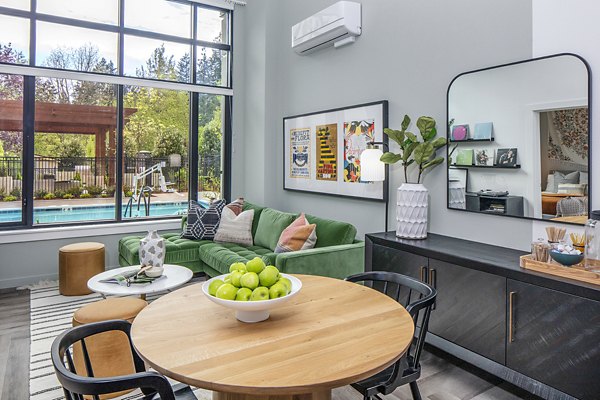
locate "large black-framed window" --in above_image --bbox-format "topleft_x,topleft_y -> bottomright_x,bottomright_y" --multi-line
0,0 -> 232,230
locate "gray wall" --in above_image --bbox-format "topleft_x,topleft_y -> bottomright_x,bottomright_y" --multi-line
235,0 -> 534,249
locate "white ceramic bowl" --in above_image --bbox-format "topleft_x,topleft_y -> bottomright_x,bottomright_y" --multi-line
202,273 -> 302,323
145,266 -> 164,278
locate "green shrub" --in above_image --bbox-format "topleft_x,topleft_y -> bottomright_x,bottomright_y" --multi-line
43,193 -> 56,200
73,172 -> 82,181
3,195 -> 17,202
62,193 -> 74,200
86,185 -> 104,196
54,190 -> 65,198
35,190 -> 48,199
10,188 -> 20,199
105,186 -> 116,196
80,193 -> 93,199
67,186 -> 82,197
124,190 -> 133,198
101,193 -> 110,198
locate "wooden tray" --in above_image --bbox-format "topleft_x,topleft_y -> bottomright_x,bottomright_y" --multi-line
520,255 -> 600,286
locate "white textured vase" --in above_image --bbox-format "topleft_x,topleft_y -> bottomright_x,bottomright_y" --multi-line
139,230 -> 165,270
448,180 -> 466,210
396,183 -> 428,239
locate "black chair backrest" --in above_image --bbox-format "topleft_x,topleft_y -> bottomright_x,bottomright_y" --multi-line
346,272 -> 436,387
51,319 -> 175,400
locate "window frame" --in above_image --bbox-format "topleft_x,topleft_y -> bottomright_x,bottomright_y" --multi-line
0,0 -> 233,230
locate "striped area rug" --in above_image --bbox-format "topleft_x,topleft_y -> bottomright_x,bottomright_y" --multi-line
29,280 -> 212,400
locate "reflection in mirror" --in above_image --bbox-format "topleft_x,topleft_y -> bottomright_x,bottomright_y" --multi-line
447,54 -> 590,224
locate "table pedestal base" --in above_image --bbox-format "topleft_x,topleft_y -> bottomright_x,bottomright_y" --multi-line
212,390 -> 331,400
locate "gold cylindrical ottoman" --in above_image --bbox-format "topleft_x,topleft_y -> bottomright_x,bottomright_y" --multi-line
59,242 -> 105,296
72,298 -> 148,399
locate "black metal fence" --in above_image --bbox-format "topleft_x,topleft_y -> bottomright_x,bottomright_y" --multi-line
0,154 -> 221,198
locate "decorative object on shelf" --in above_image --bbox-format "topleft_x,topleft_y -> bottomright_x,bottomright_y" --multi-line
549,246 -> 584,267
570,232 -> 586,253
139,230 -> 165,272
520,254 -> 600,286
448,180 -> 466,210
455,148 -> 474,166
585,210 -> 600,272
531,239 -> 550,262
495,148 -> 518,167
379,115 -> 447,239
283,101 -> 388,201
473,122 -> 493,140
451,124 -> 469,141
475,149 -> 491,166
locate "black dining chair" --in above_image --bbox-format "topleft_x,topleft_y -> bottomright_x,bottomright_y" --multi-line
51,319 -> 194,400
345,271 -> 437,400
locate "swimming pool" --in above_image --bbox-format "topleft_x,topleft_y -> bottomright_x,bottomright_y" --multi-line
0,202 -> 190,224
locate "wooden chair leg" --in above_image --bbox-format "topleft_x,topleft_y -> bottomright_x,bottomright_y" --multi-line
409,381 -> 422,400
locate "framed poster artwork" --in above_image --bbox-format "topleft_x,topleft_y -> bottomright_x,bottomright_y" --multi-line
283,101 -> 388,201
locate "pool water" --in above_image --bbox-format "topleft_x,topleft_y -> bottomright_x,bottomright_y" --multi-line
0,202 -> 189,224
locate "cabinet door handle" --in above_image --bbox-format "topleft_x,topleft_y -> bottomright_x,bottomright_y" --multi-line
419,266 -> 427,282
429,269 -> 436,310
509,291 -> 516,342
428,269 -> 436,288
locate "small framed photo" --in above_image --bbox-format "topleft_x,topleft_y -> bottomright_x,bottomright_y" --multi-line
495,148 -> 518,167
475,149 -> 493,166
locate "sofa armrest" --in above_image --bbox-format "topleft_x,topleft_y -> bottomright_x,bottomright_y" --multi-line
275,241 -> 364,280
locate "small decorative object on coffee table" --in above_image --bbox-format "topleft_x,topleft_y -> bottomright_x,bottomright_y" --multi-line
139,230 -> 165,277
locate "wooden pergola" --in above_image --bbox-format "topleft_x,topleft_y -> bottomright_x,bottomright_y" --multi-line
0,99 -> 137,182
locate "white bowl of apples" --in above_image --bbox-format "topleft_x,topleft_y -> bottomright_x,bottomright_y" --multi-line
202,257 -> 302,323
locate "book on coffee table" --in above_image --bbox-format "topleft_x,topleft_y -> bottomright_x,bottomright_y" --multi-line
100,268 -> 165,286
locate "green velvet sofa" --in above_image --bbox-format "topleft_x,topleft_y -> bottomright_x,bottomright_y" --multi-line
119,202 -> 364,279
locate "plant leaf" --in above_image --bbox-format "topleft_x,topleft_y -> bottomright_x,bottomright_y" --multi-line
431,136 -> 447,149
404,131 -> 417,143
422,157 -> 444,170
416,116 -> 436,138
401,115 -> 411,131
402,142 -> 419,163
424,125 -> 437,141
413,142 -> 434,164
380,152 -> 402,164
383,128 -> 405,146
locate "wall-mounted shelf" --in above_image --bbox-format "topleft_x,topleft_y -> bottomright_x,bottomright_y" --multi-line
450,164 -> 521,169
449,138 -> 495,143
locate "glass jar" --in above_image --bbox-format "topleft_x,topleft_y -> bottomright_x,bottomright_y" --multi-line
584,210 -> 600,272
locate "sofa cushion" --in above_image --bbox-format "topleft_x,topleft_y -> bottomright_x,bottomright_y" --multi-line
254,208 -> 297,251
242,201 -> 265,237
119,233 -> 210,266
305,214 -> 357,247
199,242 -> 276,275
182,199 -> 226,240
275,213 -> 317,253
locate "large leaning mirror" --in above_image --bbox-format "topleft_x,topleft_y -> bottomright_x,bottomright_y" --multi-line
447,54 -> 590,225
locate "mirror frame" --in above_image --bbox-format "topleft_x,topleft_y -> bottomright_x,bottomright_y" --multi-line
446,53 -> 592,225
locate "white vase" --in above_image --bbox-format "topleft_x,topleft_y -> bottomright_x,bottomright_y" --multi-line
448,180 -> 466,210
396,183 -> 428,239
139,230 -> 166,270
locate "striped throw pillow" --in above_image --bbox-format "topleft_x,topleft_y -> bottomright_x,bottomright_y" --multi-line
275,213 -> 317,254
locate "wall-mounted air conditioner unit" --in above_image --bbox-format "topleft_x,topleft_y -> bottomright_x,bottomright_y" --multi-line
292,1 -> 362,55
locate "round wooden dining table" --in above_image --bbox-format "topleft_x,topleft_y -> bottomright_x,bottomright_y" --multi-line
131,274 -> 415,400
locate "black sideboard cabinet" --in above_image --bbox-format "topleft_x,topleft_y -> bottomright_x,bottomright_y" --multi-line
366,232 -> 600,400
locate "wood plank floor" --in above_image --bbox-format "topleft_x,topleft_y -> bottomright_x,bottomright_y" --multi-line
0,289 -> 540,400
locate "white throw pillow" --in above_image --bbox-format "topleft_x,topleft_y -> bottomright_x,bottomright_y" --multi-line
557,183 -> 586,196
544,174 -> 555,193
214,208 -> 254,246
580,171 -> 589,185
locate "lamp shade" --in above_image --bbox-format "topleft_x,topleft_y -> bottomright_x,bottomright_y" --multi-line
360,147 -> 385,182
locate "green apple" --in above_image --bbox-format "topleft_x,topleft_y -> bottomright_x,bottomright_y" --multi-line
229,262 -> 246,273
278,277 -> 292,294
250,286 -> 270,301
230,270 -> 244,287
223,274 -> 232,284
208,279 -> 225,296
215,283 -> 237,300
235,287 -> 253,301
259,266 -> 280,287
269,282 -> 288,299
240,272 -> 259,290
246,257 -> 266,274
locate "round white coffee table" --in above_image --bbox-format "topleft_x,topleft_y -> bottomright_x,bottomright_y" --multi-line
88,264 -> 194,300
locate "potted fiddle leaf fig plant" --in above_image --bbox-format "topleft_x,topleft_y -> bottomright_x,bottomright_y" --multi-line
381,115 -> 447,239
